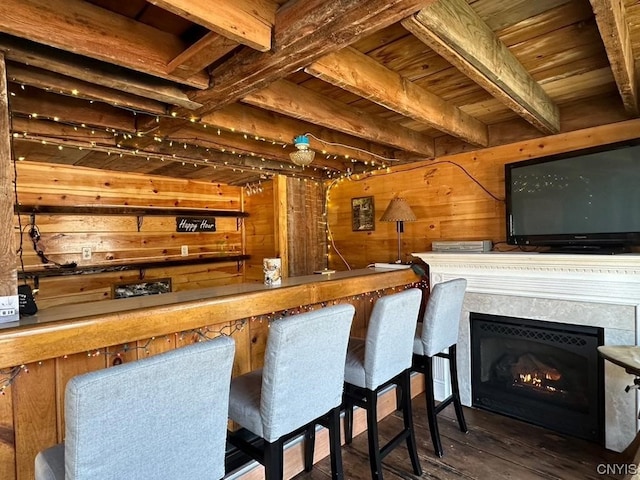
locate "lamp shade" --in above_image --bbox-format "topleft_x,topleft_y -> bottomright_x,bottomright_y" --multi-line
380,197 -> 417,222
289,134 -> 315,167
289,149 -> 315,166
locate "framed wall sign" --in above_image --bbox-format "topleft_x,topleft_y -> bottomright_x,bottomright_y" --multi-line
352,196 -> 375,231
176,217 -> 216,232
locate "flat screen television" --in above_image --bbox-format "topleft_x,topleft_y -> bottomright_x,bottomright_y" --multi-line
505,139 -> 640,253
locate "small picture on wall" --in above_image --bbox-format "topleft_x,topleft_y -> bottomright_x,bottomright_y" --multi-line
352,196 -> 375,231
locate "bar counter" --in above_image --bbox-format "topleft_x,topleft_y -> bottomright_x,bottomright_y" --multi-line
0,267 -> 419,369
0,267 -> 421,480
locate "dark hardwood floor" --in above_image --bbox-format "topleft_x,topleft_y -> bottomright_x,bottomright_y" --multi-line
296,397 -> 628,480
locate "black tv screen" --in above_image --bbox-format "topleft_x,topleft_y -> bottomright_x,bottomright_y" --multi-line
505,139 -> 640,252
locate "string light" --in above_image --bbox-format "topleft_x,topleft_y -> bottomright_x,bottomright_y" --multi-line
0,282 -> 426,396
0,365 -> 27,395
8,85 -> 407,181
0,321 -> 246,394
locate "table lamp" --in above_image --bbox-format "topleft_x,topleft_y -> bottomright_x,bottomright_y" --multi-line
380,197 -> 417,263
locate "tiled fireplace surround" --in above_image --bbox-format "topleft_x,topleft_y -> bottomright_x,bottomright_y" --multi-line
412,252 -> 640,452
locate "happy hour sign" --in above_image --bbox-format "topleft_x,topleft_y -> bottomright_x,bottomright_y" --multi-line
176,217 -> 217,232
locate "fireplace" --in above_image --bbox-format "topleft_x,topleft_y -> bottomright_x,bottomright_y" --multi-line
412,251 -> 640,452
471,312 -> 604,443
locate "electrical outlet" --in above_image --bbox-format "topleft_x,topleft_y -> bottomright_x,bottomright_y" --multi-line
181,245 -> 189,256
0,295 -> 19,323
82,246 -> 92,260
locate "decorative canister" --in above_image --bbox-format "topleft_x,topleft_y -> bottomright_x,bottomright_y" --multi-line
263,258 -> 282,286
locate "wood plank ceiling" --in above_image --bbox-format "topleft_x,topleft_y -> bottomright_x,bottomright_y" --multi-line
0,0 -> 638,186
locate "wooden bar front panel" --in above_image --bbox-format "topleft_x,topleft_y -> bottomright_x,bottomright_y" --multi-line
0,268 -> 420,480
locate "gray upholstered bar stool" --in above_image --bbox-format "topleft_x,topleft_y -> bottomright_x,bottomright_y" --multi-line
411,277 -> 468,458
227,304 -> 355,480
342,288 -> 422,480
34,336 -> 235,480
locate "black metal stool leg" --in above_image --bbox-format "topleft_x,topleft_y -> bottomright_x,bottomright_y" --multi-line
343,386 -> 354,445
365,389 -> 384,480
263,440 -> 284,480
449,345 -> 468,433
423,355 -> 444,457
304,424 -> 316,472
328,406 -> 345,480
400,370 -> 422,475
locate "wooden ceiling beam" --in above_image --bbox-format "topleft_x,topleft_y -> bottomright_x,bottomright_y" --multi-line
589,0 -> 639,116
0,0 -> 209,89
164,124 -> 295,162
11,117 -> 118,146
201,103 -> 397,164
163,124 -> 352,172
128,142 -> 323,178
243,79 -> 435,157
12,135 -> 289,181
7,64 -> 166,116
148,0 -> 275,51
166,32 -> 238,80
9,87 -> 137,133
189,0 -> 434,114
0,34 -> 201,110
402,0 -> 561,134
12,138 -> 95,166
306,47 -> 489,147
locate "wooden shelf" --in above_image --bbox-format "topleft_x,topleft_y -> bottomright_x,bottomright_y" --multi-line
18,255 -> 250,279
15,205 -> 249,217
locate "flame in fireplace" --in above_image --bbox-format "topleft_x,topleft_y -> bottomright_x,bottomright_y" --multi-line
517,372 -> 559,392
512,353 -> 565,394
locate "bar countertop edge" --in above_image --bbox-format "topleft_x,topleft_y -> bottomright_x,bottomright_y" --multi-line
0,267 -> 420,368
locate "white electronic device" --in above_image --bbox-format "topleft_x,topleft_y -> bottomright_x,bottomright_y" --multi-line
432,240 -> 493,253
372,263 -> 412,270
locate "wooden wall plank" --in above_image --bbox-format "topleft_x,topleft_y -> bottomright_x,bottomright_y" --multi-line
0,54 -> 17,308
0,374 -> 16,480
230,321 -> 251,377
54,353 -> 106,442
274,175 -> 288,277
12,360 -> 56,480
243,179 -> 276,283
15,162 -> 241,210
286,178 -> 327,276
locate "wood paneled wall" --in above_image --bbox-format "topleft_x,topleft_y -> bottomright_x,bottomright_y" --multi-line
243,179 -> 277,282
286,177 -> 327,276
243,175 -> 328,281
12,164 -> 328,307
14,162 -> 245,307
326,119 -> 640,269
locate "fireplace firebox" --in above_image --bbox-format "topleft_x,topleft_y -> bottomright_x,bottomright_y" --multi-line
471,313 -> 604,443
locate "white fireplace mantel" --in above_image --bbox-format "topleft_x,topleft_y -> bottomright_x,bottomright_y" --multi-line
412,251 -> 640,452
413,252 -> 640,307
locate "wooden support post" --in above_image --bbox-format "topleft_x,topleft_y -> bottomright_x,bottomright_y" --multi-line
274,175 -> 288,278
0,53 -> 18,321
